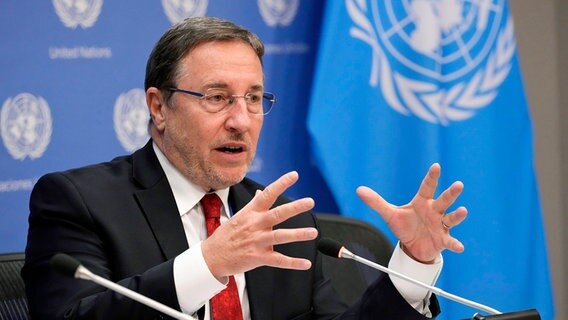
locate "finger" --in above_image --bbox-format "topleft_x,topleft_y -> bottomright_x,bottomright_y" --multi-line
267,227 -> 318,246
356,186 -> 393,223
264,252 -> 312,270
444,236 -> 465,253
417,163 -> 441,199
263,197 -> 315,227
252,171 -> 299,210
441,206 -> 468,229
432,181 -> 464,212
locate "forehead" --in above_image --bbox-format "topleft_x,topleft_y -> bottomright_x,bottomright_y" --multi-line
177,40 -> 264,89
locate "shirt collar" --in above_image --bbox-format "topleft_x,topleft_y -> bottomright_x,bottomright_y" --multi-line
152,143 -> 231,217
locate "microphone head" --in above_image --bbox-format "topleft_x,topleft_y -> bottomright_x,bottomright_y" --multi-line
51,253 -> 81,277
318,237 -> 343,258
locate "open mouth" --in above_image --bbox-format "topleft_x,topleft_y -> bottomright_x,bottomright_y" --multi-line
216,146 -> 244,154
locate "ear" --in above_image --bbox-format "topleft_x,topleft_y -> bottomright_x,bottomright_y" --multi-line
146,87 -> 167,132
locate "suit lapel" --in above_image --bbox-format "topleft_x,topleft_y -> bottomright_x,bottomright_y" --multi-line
131,144 -> 277,317
230,182 -> 276,320
132,141 -> 188,260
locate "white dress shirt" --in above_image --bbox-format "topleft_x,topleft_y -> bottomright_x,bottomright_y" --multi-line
153,144 -> 442,319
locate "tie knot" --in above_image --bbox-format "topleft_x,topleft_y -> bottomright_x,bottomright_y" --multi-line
201,193 -> 222,219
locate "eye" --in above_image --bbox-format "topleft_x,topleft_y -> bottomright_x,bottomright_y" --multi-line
205,93 -> 227,104
246,93 -> 262,104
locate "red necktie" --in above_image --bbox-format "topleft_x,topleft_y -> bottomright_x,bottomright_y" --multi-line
200,193 -> 243,320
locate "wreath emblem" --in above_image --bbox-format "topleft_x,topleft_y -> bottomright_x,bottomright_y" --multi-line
162,0 -> 208,25
52,0 -> 103,29
1,93 -> 52,160
258,0 -> 300,27
347,0 -> 515,125
114,89 -> 150,152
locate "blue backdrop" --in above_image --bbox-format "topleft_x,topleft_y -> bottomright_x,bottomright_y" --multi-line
0,0 -> 336,253
309,0 -> 553,319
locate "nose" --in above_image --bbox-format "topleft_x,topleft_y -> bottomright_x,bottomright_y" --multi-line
224,97 -> 252,132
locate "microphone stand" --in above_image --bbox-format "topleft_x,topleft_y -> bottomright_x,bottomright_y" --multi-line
340,248 -> 501,315
327,241 -> 541,320
74,265 -> 196,320
51,253 -> 195,320
468,309 -> 541,320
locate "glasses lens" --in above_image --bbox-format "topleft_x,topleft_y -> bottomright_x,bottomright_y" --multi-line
262,92 -> 276,115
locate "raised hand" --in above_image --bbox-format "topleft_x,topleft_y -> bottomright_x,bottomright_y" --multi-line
201,171 -> 318,279
356,163 -> 467,263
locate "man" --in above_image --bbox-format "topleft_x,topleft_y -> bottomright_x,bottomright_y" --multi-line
23,17 -> 467,319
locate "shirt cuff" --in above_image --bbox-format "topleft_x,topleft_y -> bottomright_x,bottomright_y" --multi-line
173,241 -> 227,314
388,242 -> 443,314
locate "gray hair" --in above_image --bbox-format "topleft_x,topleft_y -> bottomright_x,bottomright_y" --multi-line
144,16 -> 265,102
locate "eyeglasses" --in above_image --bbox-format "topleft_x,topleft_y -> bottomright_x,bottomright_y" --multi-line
168,87 -> 276,115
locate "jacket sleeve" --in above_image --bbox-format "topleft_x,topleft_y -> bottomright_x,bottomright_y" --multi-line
309,211 -> 441,320
22,172 -> 180,320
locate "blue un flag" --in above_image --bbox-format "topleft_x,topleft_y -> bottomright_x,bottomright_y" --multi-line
308,1 -> 554,319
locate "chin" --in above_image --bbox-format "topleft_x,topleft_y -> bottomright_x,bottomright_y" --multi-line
209,169 -> 247,189
225,171 -> 247,185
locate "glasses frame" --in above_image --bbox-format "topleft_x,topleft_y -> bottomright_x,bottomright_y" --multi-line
167,87 -> 276,115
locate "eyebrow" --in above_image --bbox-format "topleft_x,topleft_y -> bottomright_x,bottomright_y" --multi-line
203,82 -> 264,92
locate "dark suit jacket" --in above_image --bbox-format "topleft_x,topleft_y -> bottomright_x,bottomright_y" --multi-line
23,141 -> 439,320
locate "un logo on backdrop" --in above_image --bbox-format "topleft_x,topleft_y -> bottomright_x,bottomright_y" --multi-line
52,0 -> 103,29
347,0 -> 515,125
1,93 -> 52,160
114,89 -> 150,152
258,0 -> 299,27
162,0 -> 208,24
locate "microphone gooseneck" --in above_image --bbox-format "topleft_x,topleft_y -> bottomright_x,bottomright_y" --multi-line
50,253 -> 196,320
317,237 -> 502,316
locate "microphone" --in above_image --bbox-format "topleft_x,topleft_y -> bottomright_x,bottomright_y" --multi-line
51,253 -> 196,320
317,238 -> 539,319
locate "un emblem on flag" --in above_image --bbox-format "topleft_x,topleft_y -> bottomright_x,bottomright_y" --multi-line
347,0 -> 515,125
114,89 -> 150,152
1,93 -> 52,160
162,0 -> 208,24
52,0 -> 103,29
